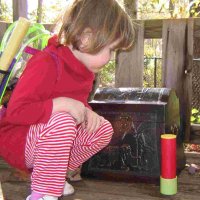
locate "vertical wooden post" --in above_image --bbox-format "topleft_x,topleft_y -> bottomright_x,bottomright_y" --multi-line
162,19 -> 193,141
12,0 -> 28,21
115,21 -> 144,87
115,0 -> 142,87
0,0 -> 2,18
37,0 -> 43,23
184,18 -> 194,141
0,22 -> 9,42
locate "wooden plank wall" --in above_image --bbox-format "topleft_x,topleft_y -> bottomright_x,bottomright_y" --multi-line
1,19 -> 200,41
115,21 -> 144,87
162,19 -> 193,141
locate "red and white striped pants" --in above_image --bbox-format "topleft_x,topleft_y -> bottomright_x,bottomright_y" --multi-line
25,112 -> 113,196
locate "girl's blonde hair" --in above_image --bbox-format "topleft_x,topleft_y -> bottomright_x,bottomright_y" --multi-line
58,0 -> 135,54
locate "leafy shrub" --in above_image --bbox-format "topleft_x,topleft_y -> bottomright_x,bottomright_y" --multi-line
99,60 -> 115,87
191,108 -> 200,124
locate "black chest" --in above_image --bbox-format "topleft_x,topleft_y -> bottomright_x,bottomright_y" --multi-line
82,88 -> 185,179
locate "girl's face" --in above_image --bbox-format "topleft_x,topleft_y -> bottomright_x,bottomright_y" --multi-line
81,44 -> 116,73
70,40 -> 119,73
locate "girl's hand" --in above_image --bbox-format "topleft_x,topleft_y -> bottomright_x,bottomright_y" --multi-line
52,97 -> 86,124
82,107 -> 105,134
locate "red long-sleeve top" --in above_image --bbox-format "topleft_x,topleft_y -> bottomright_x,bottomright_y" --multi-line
0,36 -> 95,172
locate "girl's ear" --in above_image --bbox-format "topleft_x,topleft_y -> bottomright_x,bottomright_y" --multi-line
79,28 -> 93,50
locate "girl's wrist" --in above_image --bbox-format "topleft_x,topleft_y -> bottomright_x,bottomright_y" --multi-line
52,97 -> 67,113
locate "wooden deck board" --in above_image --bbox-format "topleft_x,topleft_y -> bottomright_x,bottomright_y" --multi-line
1,152 -> 200,200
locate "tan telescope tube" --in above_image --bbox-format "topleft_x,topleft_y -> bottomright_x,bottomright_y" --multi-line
0,17 -> 30,83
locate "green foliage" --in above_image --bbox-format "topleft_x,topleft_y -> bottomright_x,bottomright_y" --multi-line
143,60 -> 162,87
0,0 -> 66,23
190,0 -> 200,17
191,108 -> 200,124
29,0 -> 64,23
99,60 -> 115,87
0,0 -> 200,23
0,1 -> 12,22
138,0 -> 199,19
143,39 -> 162,87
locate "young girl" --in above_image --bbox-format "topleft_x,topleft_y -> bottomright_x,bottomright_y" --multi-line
0,0 -> 135,199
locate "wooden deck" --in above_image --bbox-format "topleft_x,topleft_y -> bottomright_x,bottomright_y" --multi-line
0,152 -> 200,200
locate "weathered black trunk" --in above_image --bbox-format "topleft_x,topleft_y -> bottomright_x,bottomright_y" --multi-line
82,88 -> 185,180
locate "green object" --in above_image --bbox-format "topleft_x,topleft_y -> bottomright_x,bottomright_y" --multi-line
160,176 -> 177,195
0,20 -> 51,104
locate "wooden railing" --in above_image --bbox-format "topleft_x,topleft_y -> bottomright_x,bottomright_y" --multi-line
1,18 -> 200,142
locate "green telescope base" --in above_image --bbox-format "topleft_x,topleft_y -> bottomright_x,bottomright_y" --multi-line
160,176 -> 177,195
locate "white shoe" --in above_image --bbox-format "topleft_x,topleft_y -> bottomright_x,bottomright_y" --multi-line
26,181 -> 74,200
63,181 -> 75,196
26,195 -> 58,200
26,195 -> 31,200
38,196 -> 58,200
